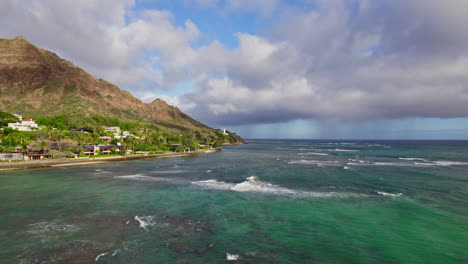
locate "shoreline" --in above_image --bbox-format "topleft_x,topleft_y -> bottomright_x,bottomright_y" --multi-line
0,148 -> 224,171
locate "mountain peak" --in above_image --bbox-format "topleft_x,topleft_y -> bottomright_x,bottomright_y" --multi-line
151,98 -> 169,106
14,36 -> 28,42
0,37 -> 208,130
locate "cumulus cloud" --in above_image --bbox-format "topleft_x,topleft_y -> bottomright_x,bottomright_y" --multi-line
0,0 -> 200,93
1,0 -> 468,127
180,0 -> 468,125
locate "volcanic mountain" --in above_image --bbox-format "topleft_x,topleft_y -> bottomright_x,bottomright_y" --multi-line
0,36 -> 206,130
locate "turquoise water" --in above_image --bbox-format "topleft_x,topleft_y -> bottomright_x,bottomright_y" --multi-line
1,140 -> 467,263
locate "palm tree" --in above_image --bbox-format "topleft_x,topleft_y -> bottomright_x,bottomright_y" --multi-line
40,140 -> 47,150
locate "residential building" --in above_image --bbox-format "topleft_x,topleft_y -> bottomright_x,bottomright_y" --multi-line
104,126 -> 121,133
0,153 -> 24,161
83,145 -> 100,156
8,118 -> 38,131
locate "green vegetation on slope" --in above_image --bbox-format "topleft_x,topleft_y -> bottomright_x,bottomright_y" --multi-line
0,112 -> 244,156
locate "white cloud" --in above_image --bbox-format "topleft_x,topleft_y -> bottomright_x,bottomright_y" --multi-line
2,0 -> 468,127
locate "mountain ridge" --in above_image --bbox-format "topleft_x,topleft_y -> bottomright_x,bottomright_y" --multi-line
0,36 -> 207,131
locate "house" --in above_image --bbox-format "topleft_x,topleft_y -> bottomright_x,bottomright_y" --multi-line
124,149 -> 133,155
8,118 -> 39,131
98,145 -> 114,155
104,126 -> 121,133
83,145 -> 100,156
25,149 -> 51,160
114,131 -> 134,139
99,136 -> 112,141
0,153 -> 24,161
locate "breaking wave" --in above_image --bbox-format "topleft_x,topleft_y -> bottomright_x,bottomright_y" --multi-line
190,179 -> 235,190
134,216 -> 155,231
347,159 -> 468,167
151,170 -> 191,174
377,191 -> 403,198
298,152 -> 329,156
114,174 -> 175,182
398,157 -> 429,162
288,160 -> 341,167
328,148 -> 359,152
192,176 -> 365,199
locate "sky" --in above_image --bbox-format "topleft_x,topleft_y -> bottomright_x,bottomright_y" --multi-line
1,0 -> 468,139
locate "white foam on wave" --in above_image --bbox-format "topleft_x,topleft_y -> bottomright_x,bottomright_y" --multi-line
206,170 -> 212,173
377,191 -> 403,198
347,161 -> 415,167
192,177 -> 365,199
115,174 -> 148,179
399,157 -> 429,162
288,160 -> 341,167
95,252 -> 108,261
230,176 -> 296,194
114,174 -> 172,182
191,179 -> 235,190
152,169 -> 190,174
134,216 -> 155,231
298,152 -> 329,156
328,148 -> 359,152
347,159 -> 468,168
432,161 -> 468,166
226,253 -> 239,261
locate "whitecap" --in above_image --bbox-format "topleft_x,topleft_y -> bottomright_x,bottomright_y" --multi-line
348,159 -> 468,167
230,176 -> 296,194
206,170 -> 212,173
115,174 -> 149,180
111,249 -> 121,256
191,180 -> 235,190
377,191 -> 403,198
134,216 -> 155,231
288,160 -> 341,167
398,157 -> 429,162
344,166 -> 350,170
152,170 -> 190,174
114,174 -> 172,182
95,252 -> 108,261
299,152 -> 329,156
226,253 -> 239,261
192,177 -> 365,199
433,160 -> 468,166
328,148 -> 359,152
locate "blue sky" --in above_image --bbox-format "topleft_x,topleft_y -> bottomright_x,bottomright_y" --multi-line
2,0 -> 468,139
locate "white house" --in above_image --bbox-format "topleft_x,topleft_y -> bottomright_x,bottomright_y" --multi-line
104,126 -> 121,133
8,118 -> 38,131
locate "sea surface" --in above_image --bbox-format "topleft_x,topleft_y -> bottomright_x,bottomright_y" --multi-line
1,140 -> 467,263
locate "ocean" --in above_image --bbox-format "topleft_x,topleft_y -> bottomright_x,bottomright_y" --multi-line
1,140 -> 467,263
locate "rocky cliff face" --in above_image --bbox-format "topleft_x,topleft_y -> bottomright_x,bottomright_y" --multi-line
0,37 -> 206,129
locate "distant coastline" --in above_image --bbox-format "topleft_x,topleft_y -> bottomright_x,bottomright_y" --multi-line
0,146 -> 240,171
